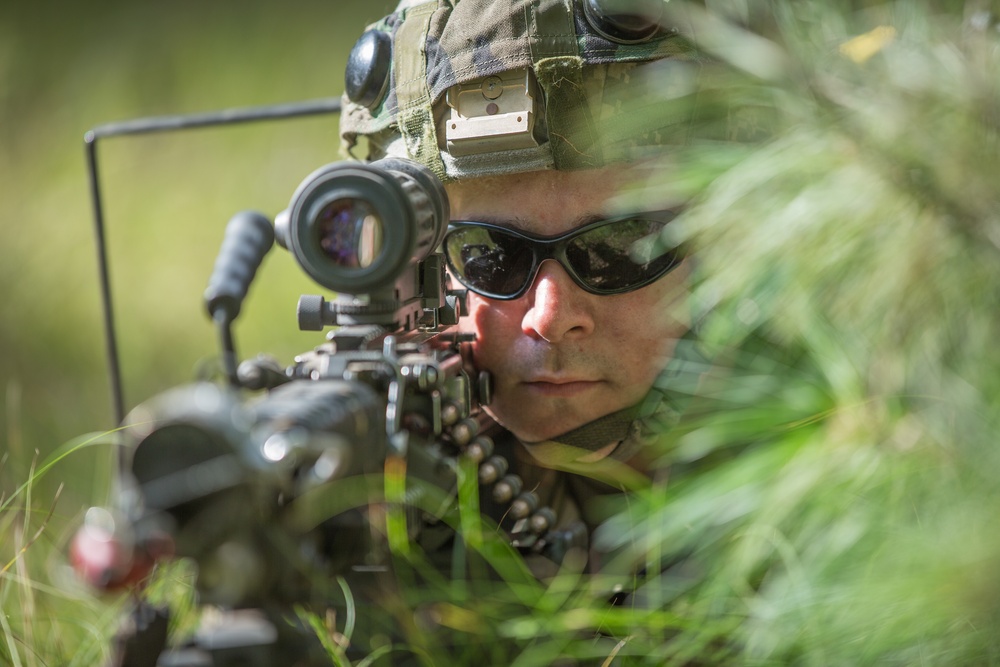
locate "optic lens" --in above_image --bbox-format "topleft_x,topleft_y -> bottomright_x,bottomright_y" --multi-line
315,199 -> 384,269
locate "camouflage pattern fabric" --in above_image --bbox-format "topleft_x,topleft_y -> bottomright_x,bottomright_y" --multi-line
340,0 -> 705,181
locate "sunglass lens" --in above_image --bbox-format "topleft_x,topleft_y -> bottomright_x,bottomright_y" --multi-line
446,227 -> 534,297
566,220 -> 677,291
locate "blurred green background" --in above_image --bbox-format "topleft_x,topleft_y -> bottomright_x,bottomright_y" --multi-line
0,0 -> 396,508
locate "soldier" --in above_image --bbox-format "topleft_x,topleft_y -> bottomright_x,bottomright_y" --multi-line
340,0 -> 707,554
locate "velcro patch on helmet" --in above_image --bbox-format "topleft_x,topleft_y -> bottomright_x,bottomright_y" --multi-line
443,68 -> 541,156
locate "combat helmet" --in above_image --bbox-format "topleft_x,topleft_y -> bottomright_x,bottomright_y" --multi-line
340,0 -> 704,182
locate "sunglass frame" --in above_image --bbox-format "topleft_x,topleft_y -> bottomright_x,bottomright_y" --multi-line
443,211 -> 683,300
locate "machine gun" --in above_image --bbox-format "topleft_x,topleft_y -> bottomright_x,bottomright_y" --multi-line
71,153 -> 583,666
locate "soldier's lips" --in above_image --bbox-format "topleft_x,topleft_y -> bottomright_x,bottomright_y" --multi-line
521,378 -> 604,397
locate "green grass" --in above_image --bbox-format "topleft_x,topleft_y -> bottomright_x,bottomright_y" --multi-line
0,438 -> 123,666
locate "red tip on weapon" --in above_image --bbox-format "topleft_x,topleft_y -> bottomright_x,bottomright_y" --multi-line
70,507 -> 174,591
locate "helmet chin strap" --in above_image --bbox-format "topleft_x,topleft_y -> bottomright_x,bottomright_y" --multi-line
520,402 -> 644,466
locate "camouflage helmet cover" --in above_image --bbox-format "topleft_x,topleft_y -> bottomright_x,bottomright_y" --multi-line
340,0 -> 702,182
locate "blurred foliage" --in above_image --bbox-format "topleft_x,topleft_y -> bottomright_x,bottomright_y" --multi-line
3,0 -> 1000,664
610,0 -> 1000,662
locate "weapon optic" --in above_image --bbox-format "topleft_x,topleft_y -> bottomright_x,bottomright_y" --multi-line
72,156 -> 583,667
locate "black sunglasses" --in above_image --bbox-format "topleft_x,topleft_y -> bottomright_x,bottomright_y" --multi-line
443,212 -> 684,300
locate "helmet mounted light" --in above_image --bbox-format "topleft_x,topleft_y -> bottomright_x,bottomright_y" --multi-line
345,29 -> 393,110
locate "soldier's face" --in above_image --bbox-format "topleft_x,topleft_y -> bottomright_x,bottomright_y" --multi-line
447,168 -> 690,444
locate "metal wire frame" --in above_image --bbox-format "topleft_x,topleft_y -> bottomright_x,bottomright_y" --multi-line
84,97 -> 342,426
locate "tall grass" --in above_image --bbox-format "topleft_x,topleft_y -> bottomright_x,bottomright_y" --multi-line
0,436 -> 123,666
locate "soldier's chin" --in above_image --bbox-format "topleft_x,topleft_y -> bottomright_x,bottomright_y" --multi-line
484,405 -> 586,445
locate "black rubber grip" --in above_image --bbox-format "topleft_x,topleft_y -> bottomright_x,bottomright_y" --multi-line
204,211 -> 274,321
